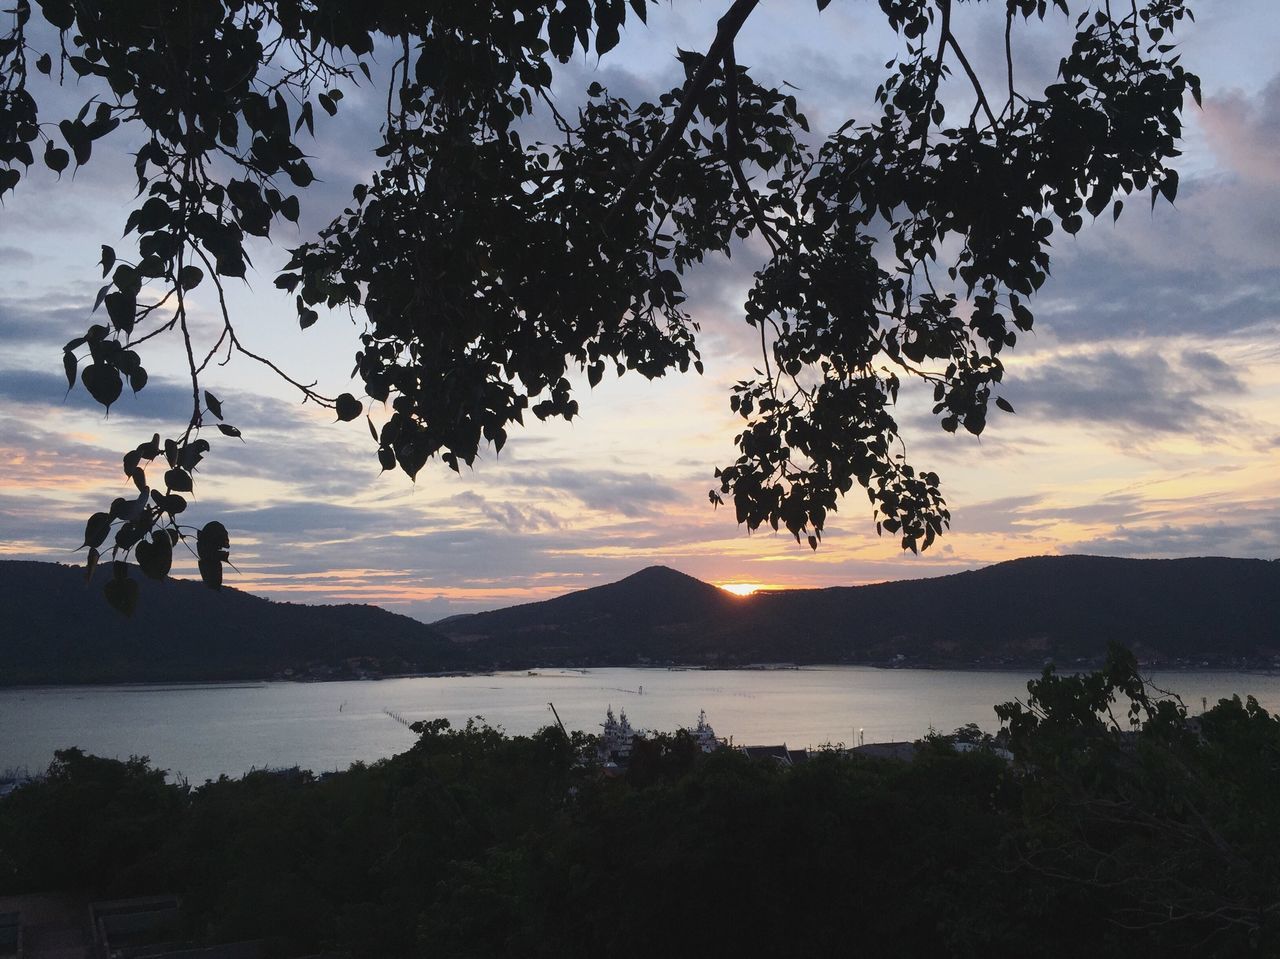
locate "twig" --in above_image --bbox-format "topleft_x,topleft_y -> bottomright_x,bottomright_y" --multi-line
611,0 -> 760,217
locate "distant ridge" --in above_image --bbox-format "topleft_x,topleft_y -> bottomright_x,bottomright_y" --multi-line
438,555 -> 1280,669
0,561 -> 469,685
441,564 -> 736,664
4,555 -> 1279,684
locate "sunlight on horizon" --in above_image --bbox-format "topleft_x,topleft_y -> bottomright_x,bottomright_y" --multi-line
718,582 -> 765,597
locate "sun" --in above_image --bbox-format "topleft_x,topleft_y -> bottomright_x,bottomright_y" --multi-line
719,583 -> 763,597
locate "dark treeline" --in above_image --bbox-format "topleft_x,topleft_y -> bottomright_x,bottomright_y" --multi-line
1,648 -> 1277,958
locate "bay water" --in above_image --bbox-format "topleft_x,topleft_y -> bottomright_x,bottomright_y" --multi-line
3,667 -> 1278,783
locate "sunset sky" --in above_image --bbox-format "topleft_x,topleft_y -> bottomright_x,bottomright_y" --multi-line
1,0 -> 1277,621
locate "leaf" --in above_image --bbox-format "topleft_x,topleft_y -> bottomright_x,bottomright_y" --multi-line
217,423 -> 243,439
84,546 -> 100,582
178,265 -> 204,290
995,396 -> 1016,414
62,350 -> 77,389
204,390 -> 223,420
114,520 -> 144,551
104,291 -> 135,334
44,143 -> 69,174
36,53 -> 51,75
113,263 -> 141,295
104,573 -> 140,616
81,363 -> 123,410
335,392 -> 362,422
196,521 -> 230,561
135,533 -> 173,580
100,245 -> 116,277
198,557 -> 224,590
163,467 -> 193,492
595,22 -> 620,56
82,511 -> 112,549
59,119 -> 91,166
295,100 -> 314,135
157,492 -> 186,516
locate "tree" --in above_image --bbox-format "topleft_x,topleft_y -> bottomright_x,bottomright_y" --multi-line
997,646 -> 1280,950
0,0 -> 1200,610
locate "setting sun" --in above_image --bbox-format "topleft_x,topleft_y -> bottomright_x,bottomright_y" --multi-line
719,583 -> 763,597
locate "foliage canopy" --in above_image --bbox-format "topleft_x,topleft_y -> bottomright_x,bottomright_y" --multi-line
0,0 -> 1199,608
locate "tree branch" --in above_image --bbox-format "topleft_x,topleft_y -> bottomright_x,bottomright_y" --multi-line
610,0 -> 759,217
946,33 -> 998,131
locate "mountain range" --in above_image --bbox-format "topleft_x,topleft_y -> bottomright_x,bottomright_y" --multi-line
436,555 -> 1280,668
2,555 -> 1278,684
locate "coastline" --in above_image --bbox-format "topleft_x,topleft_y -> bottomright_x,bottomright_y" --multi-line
4,659 -> 1279,690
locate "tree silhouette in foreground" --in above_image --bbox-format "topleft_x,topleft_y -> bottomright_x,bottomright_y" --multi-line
4,661 -> 1277,955
0,0 -> 1199,609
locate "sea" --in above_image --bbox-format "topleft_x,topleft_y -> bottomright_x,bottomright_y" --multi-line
3,667 -> 1279,784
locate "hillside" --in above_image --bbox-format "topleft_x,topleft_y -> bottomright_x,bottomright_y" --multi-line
442,565 -> 738,664
0,561 -> 471,685
439,555 -> 1280,668
5,556 -> 1278,683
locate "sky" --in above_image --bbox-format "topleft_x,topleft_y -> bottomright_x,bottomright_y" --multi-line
1,0 -> 1277,620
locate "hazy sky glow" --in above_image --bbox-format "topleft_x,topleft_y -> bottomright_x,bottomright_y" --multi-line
1,1 -> 1277,620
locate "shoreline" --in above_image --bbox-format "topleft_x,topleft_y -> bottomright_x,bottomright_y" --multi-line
4,660 -> 1279,691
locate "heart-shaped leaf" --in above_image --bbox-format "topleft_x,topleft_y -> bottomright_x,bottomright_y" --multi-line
135,533 -> 172,580
104,574 -> 139,616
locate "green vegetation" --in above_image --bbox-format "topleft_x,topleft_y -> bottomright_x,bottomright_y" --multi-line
2,648 -> 1276,957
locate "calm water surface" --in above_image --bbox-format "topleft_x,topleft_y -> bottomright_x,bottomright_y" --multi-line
3,667 -> 1278,783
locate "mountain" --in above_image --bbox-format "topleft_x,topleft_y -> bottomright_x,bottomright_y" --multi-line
438,555 -> 1280,668
0,561 -> 470,685
442,565 -> 738,664
5,556 -> 1279,685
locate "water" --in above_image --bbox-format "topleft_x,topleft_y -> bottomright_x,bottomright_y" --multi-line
2,667 -> 1277,784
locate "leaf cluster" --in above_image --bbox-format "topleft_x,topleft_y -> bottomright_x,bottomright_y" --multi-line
0,0 -> 1200,601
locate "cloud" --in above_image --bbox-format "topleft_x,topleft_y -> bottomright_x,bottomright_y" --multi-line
452,491 -> 563,534
1065,519 -> 1280,560
947,491 -> 1161,537
1012,347 -> 1247,436
0,294 -> 97,350
0,368 -> 192,421
0,247 -> 34,265
1034,251 -> 1280,343
1201,73 -> 1280,187
521,468 -> 680,517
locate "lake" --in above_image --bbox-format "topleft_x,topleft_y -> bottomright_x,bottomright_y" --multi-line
3,667 -> 1278,783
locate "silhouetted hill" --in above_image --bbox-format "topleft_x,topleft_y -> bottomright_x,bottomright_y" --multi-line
439,556 -> 1280,668
442,565 -> 736,664
7,556 -> 1279,683
0,561 -> 471,684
